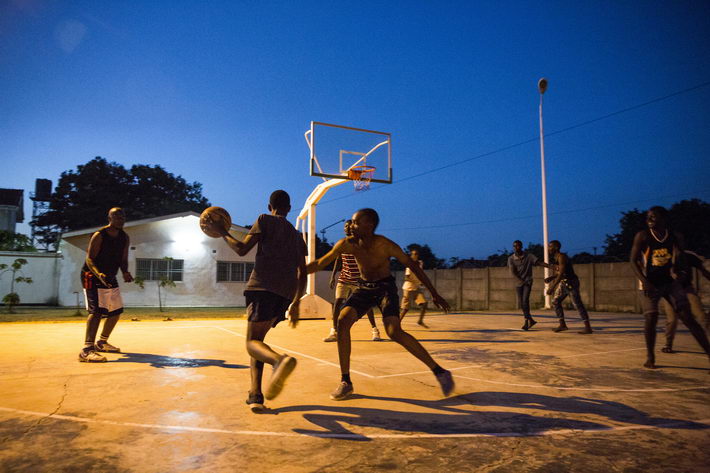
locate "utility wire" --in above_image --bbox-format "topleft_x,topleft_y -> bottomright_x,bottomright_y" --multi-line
321,80 -> 710,205
380,189 -> 710,231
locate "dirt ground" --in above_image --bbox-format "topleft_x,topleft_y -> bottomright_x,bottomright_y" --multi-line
1,311 -> 708,472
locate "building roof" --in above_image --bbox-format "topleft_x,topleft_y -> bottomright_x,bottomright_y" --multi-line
0,189 -> 24,222
61,211 -> 249,238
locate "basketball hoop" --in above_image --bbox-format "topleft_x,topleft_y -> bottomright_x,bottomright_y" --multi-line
347,165 -> 376,191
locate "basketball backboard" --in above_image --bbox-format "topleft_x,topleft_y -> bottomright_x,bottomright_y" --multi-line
306,121 -> 392,184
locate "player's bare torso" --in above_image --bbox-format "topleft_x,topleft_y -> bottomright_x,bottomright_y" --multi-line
339,235 -> 395,282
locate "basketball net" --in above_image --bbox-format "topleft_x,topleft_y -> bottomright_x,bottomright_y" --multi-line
347,165 -> 376,191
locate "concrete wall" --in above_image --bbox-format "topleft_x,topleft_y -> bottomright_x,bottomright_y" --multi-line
58,214 -> 254,307
0,251 -> 62,304
389,262 -> 710,313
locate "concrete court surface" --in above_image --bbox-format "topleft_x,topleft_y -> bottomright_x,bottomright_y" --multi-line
0,311 -> 709,473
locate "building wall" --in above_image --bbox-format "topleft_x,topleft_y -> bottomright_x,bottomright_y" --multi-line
58,215 -> 254,307
0,251 -> 61,304
0,206 -> 19,233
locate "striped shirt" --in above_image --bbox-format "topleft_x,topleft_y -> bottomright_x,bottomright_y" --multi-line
338,253 -> 360,285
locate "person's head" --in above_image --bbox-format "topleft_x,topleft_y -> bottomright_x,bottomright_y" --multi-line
513,240 -> 523,253
343,219 -> 352,237
410,249 -> 420,261
108,207 -> 126,229
548,240 -> 561,255
646,206 -> 668,230
268,190 -> 291,215
350,208 -> 379,237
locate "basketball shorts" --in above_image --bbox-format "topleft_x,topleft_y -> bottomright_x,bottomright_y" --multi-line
245,290 -> 291,327
343,276 -> 400,319
81,271 -> 123,318
335,281 -> 358,300
401,288 -> 427,309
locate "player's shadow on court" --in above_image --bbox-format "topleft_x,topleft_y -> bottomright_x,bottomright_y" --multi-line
278,391 -> 708,441
112,352 -> 248,369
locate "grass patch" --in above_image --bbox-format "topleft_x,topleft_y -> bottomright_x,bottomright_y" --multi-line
0,306 -> 247,323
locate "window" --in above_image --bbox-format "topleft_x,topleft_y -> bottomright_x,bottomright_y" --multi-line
136,258 -> 184,282
216,261 -> 254,282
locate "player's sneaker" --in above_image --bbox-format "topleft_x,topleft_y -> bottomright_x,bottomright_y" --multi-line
435,369 -> 455,397
95,340 -> 121,353
78,349 -> 107,363
371,327 -> 382,341
417,320 -> 429,329
323,329 -> 337,342
265,355 -> 297,400
330,381 -> 354,401
246,392 -> 265,412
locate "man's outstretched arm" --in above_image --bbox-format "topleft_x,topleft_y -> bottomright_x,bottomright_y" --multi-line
306,239 -> 345,274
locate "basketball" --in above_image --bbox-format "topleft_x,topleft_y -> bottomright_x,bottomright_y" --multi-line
199,206 -> 232,238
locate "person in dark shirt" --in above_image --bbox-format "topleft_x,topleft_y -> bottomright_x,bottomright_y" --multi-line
78,207 -> 133,362
546,240 -> 593,334
205,190 -> 307,411
630,206 -> 710,369
507,240 -> 552,330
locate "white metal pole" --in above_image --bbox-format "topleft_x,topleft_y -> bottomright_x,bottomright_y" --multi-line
307,203 -> 316,295
538,78 -> 551,309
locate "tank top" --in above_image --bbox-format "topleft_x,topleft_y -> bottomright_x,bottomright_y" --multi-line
558,253 -> 578,281
338,254 -> 360,285
644,229 -> 675,286
82,227 -> 128,277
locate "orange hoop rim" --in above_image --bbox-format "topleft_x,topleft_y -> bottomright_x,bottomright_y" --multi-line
347,165 -> 376,180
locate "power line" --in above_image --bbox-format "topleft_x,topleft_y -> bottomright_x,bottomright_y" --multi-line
320,79 -> 710,205
380,190 -> 710,231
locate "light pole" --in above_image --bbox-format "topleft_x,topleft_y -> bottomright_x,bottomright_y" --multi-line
538,78 -> 551,309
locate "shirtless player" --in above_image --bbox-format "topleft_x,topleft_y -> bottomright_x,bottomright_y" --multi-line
306,208 -> 454,400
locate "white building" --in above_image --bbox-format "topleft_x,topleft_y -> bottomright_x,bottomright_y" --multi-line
0,211 -> 335,309
58,212 -> 254,307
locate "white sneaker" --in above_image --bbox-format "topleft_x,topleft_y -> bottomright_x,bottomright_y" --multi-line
323,328 -> 337,342
371,327 -> 382,341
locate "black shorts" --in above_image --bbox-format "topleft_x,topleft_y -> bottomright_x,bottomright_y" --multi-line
245,290 -> 291,327
343,276 -> 400,319
81,271 -> 123,318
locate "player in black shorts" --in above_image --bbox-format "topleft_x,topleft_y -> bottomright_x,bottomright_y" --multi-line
78,207 -> 133,362
306,208 -> 453,400
630,206 -> 710,370
205,190 -> 307,411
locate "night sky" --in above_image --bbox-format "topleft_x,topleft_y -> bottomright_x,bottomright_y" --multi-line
2,0 -> 709,260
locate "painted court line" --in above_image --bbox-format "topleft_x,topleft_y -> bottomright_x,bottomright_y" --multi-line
150,324 -> 707,392
1,407 -> 707,440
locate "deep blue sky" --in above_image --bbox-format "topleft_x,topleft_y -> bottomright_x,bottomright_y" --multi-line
2,0 -> 709,260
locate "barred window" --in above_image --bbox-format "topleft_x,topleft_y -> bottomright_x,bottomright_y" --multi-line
216,261 -> 254,282
136,258 -> 184,282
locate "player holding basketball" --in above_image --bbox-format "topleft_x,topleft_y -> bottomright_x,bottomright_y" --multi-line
205,190 -> 307,411
546,240 -> 593,334
399,248 -> 429,328
630,206 -> 710,369
78,207 -> 133,362
325,220 -> 382,342
306,208 -> 454,400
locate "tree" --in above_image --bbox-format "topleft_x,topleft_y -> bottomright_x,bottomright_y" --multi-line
604,199 -> 710,259
391,243 -> 446,271
0,231 -> 36,252
0,258 -> 33,313
33,157 -> 211,248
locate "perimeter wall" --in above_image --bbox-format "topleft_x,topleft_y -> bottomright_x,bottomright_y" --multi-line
389,263 -> 710,313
